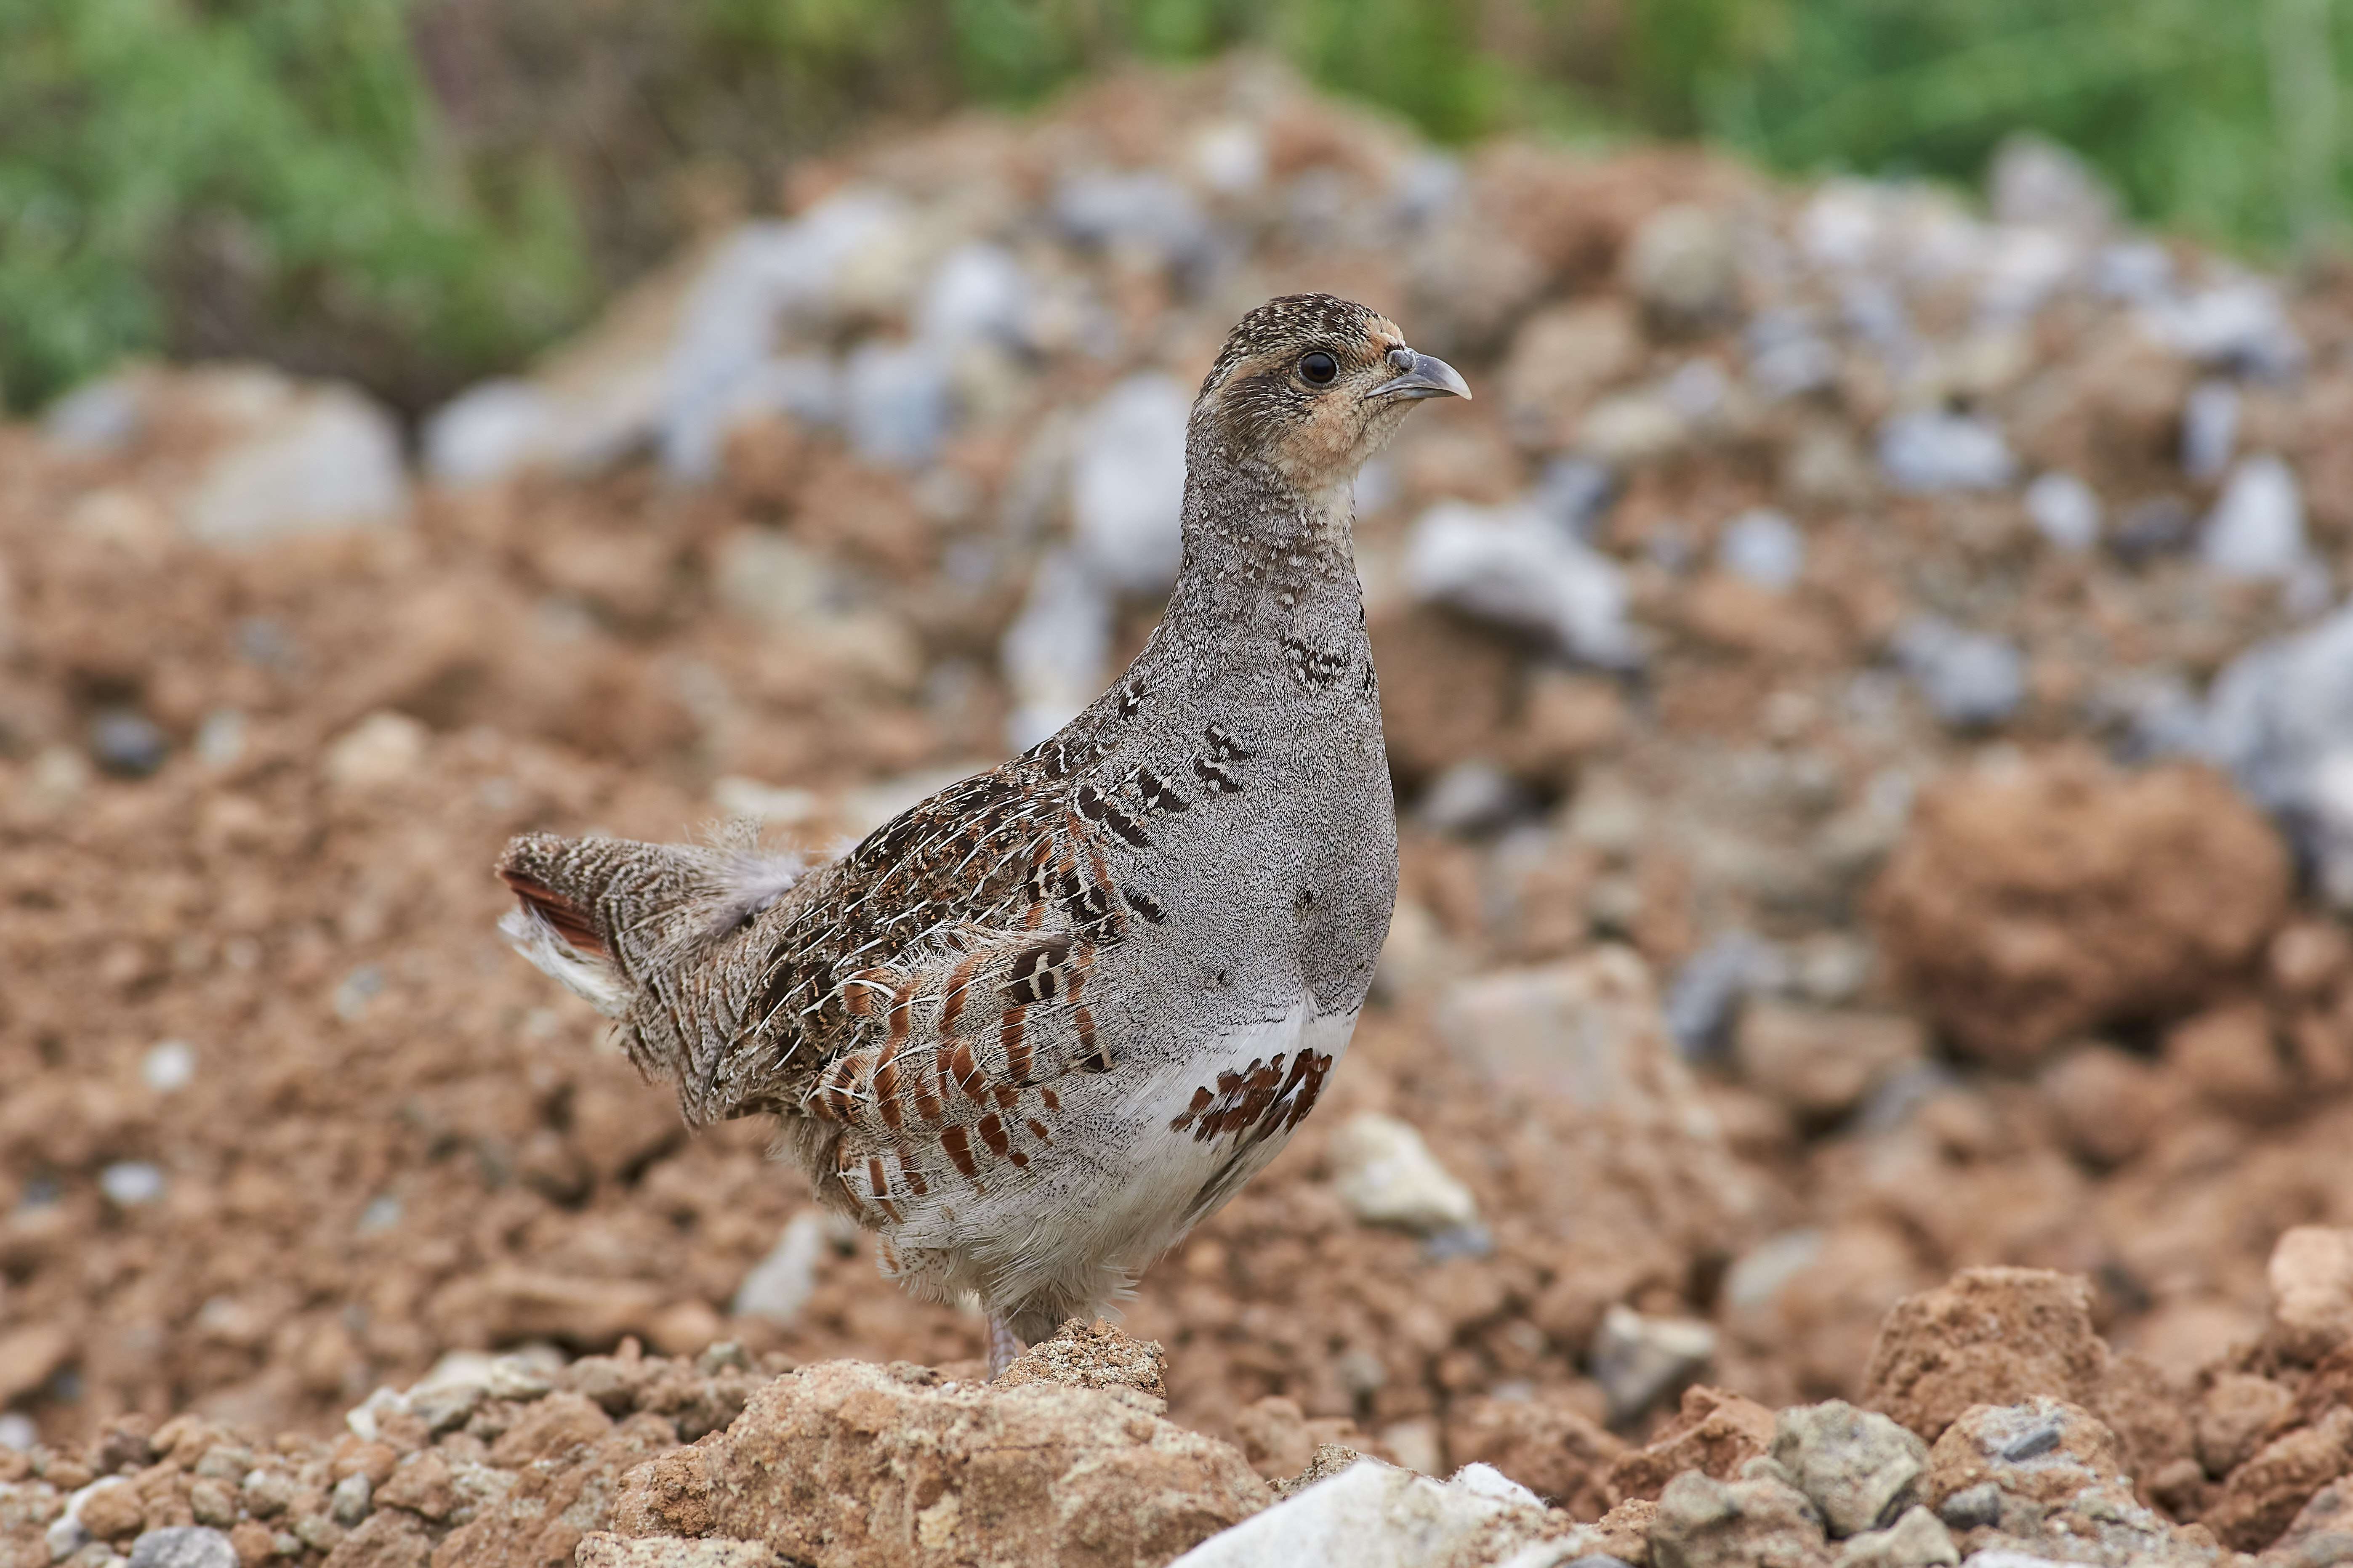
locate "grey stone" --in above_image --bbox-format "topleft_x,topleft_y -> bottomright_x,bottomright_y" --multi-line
1627,205 -> 1738,323
329,1472 -> 371,1527
1328,1114 -> 1480,1236
1937,1483 -> 2002,1532
730,1212 -> 828,1324
2141,277 -> 2306,378
1001,547 -> 1114,749
1834,1507 -> 1959,1568
97,1163 -> 164,1207
1724,1229 -> 1827,1313
1652,1469 -> 1829,1568
421,380 -> 557,486
407,1378 -> 482,1435
43,376 -> 145,453
2181,379 -> 2240,480
1663,931 -> 1786,1058
1530,455 -> 1616,539
1070,374 -> 1190,593
2201,453 -> 2307,580
1746,311 -> 1840,400
840,338 -> 952,469
917,242 -> 1030,350
1592,1305 -> 1716,1424
2022,472 -> 2100,552
182,381 -> 410,545
1771,1400 -> 1931,1537
126,1528 -> 237,1568
1987,133 -> 2116,233
1877,412 -> 2015,494
1717,508 -> 1806,591
2111,494 -> 2196,559
1054,170 -> 1211,272
1405,500 -> 1642,669
1893,617 -> 2025,728
2092,240 -> 2174,303
1416,760 -> 1527,835
88,711 -> 167,779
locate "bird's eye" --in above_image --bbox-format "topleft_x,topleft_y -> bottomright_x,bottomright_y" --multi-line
1299,351 -> 1338,386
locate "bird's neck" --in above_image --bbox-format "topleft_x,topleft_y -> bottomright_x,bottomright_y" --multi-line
1158,437 -> 1364,643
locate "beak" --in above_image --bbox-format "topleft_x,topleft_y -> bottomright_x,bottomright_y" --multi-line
1368,348 -> 1472,401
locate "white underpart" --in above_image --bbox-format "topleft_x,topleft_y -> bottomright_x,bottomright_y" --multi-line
498,906 -> 630,1017
908,1000 -> 1361,1320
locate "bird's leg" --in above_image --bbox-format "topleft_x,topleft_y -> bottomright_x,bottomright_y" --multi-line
985,1315 -> 1027,1379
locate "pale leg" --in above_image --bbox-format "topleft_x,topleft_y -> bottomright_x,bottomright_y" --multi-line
986,1315 -> 1026,1379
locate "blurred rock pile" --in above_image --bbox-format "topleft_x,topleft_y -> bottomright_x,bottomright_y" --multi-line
8,52 -> 2353,1565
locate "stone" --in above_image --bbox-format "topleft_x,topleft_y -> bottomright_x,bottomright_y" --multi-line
1592,1306 -> 1717,1425
608,1357 -> 1269,1566
1988,133 -> 2116,232
43,374 -> 146,452
1870,752 -> 2290,1065
1735,1004 -> 1925,1120
1405,500 -> 1642,670
142,1041 -> 195,1095
97,1161 -> 164,1207
1328,1113 -> 1480,1236
1070,374 -> 1190,595
1443,1393 -> 1622,1517
2201,1407 -> 2353,1552
1891,619 -> 2024,729
993,1320 -> 1168,1402
2022,473 -> 2100,553
1664,933 -> 1787,1059
1717,509 -> 1806,592
181,379 -> 410,545
329,1473 -> 371,1528
0,1323 -> 72,1406
1001,547 -> 1115,750
89,710 -> 168,779
1829,1507 -> 1955,1568
730,1213 -> 829,1325
2271,1228 -> 2353,1365
125,1527 -> 238,1568
2201,454 -> 2307,581
2140,278 -> 2306,378
1606,1385 -> 1780,1504
577,1537 -> 782,1568
1922,1398 -> 2124,1510
319,1508 -> 433,1568
1877,413 -> 2015,494
1626,206 -> 1738,326
840,339 -> 951,470
1863,1271 -> 2109,1445
1417,760 -> 1528,836
916,242 -> 1030,351
1651,1469 -> 1832,1568
1771,1402 -> 1932,1537
1164,1458 -> 1572,1568
2197,1373 -> 2295,1478
2180,379 -> 2240,481
2271,1479 -> 2353,1568
324,712 -> 429,792
2201,604 -> 2353,904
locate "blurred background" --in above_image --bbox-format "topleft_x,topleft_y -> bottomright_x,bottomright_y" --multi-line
11,4 -> 2353,1563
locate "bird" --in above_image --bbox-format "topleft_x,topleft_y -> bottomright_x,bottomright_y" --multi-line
494,294 -> 1469,1375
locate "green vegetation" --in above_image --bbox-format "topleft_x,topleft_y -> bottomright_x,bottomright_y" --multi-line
1,0 -> 2347,412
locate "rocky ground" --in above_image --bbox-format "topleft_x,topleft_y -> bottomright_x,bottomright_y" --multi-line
6,54 -> 2353,1567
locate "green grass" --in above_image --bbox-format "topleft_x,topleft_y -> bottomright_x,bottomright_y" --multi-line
1,0 -> 2346,413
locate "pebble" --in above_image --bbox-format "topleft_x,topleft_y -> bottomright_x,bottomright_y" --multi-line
1938,1482 -> 2003,1532
1070,374 -> 1190,594
917,242 -> 1030,350
731,1212 -> 830,1324
2180,379 -> 2240,480
1837,1506 -> 1959,1568
2140,278 -> 2305,377
421,380 -> 558,486
0,1413 -> 33,1450
1627,205 -> 1738,324
1405,500 -> 1642,669
98,1163 -> 165,1207
1530,455 -> 1616,539
1663,931 -> 1787,1058
1416,760 -> 1527,835
141,1041 -> 195,1095
323,712 -> 428,792
1893,618 -> 2025,728
43,375 -> 146,453
1988,132 -> 2116,233
329,1472 -> 372,1527
2200,453 -> 2306,580
1877,412 -> 2016,493
2023,472 -> 2100,552
1724,1229 -> 1827,1314
192,710 -> 245,770
1717,508 -> 1806,591
841,339 -> 952,469
1771,1400 -> 1930,1536
1001,547 -> 1114,749
181,380 -> 411,545
1328,1114 -> 1480,1236
88,710 -> 167,779
1591,1304 -> 1716,1423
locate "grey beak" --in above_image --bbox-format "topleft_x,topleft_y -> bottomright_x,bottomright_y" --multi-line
1368,348 -> 1472,401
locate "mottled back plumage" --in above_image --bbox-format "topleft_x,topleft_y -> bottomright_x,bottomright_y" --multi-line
497,294 -> 1467,1360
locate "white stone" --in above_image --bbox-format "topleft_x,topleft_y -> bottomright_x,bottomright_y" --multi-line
1191,121 -> 1268,195
1001,547 -> 1114,750
0,1412 -> 32,1450
1893,618 -> 2024,728
2182,379 -> 2241,480
1167,1459 -> 1567,1568
43,374 -> 145,453
100,1161 -> 165,1206
1405,500 -> 1641,668
1070,374 -> 1191,594
1329,1114 -> 1480,1236
1877,411 -> 2015,493
324,711 -> 429,791
1717,508 -> 1805,591
1591,1303 -> 1716,1423
2023,472 -> 2100,552
841,338 -> 952,469
421,380 -> 558,486
2201,454 -> 2306,580
1447,1463 -> 1542,1510
142,1041 -> 195,1095
917,242 -> 1030,350
732,1211 -> 830,1324
2140,277 -> 2306,377
1987,132 -> 2116,233
183,381 -> 409,545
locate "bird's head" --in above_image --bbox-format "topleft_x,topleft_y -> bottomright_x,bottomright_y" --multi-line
1193,293 -> 1469,498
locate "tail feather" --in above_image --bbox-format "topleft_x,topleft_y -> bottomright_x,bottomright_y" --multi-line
493,827 -> 805,1119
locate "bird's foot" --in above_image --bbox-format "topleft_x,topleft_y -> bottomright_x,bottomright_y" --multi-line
985,1316 -> 1027,1379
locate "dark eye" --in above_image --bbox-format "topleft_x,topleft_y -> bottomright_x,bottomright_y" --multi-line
1299,351 -> 1337,386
